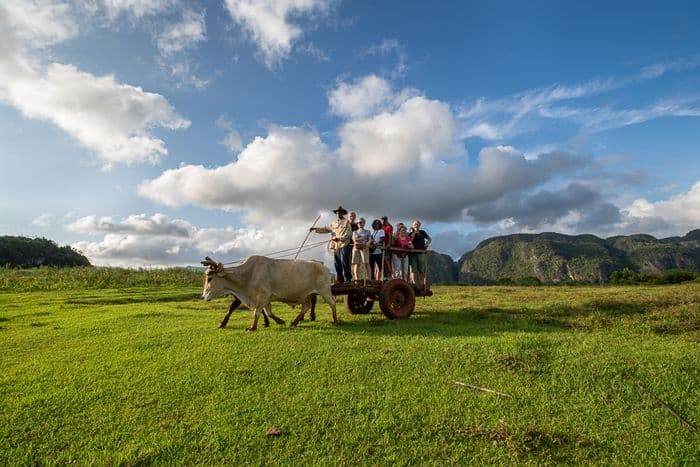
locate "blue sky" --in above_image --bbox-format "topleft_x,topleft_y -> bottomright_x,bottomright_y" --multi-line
1,0 -> 699,266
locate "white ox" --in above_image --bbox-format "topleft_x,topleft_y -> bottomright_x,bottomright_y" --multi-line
201,256 -> 337,331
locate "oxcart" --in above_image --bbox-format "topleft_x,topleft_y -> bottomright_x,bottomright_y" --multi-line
331,278 -> 432,319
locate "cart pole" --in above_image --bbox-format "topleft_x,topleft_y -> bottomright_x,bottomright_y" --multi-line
294,215 -> 321,260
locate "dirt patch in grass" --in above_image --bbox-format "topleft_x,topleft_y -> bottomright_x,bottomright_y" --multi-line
457,422 -> 591,459
494,351 -> 551,373
494,340 -> 553,374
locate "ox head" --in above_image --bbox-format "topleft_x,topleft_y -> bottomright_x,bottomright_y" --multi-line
201,256 -> 226,301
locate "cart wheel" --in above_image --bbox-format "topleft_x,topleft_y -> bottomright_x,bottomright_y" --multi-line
344,291 -> 374,314
379,279 -> 415,319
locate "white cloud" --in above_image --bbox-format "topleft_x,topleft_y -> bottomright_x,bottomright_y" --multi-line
337,96 -> 464,175
459,61 -> 700,140
167,59 -> 210,90
3,63 -> 190,167
32,213 -> 54,227
223,0 -> 331,67
459,78 -> 617,140
139,124 -> 588,224
639,56 -> 700,80
66,213 -> 192,237
68,212 -> 324,267
539,97 -> 700,134
156,9 -> 207,56
624,181 -> 700,229
216,115 -> 244,153
328,74 -> 394,119
138,125 -> 338,222
3,0 -> 78,48
100,0 -> 176,21
363,38 -> 408,78
0,1 -> 190,167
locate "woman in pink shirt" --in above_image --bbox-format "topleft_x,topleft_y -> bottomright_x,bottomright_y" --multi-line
391,225 -> 413,280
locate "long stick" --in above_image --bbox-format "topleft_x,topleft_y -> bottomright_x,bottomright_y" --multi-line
452,380 -> 512,398
294,215 -> 321,260
636,382 -> 696,432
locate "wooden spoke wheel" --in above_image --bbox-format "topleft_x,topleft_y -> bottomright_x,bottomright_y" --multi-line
344,291 -> 374,314
379,279 -> 415,319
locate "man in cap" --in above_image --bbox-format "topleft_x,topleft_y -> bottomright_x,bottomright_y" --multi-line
310,206 -> 353,283
408,219 -> 431,291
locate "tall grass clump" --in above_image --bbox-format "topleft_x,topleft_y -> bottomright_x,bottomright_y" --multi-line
0,266 -> 202,292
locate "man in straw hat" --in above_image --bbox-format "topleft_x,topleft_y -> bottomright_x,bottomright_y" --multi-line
310,206 -> 353,283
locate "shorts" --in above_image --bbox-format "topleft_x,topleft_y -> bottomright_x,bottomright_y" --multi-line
352,248 -> 369,264
409,253 -> 426,273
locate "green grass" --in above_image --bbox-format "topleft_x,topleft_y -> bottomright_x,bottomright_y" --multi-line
0,266 -> 202,292
1,277 -> 699,464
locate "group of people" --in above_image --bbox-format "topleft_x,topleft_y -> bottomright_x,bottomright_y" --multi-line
310,206 -> 431,291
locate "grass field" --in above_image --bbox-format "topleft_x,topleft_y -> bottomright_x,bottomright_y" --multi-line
1,269 -> 698,464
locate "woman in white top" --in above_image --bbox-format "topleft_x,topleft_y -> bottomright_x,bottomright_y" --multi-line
351,218 -> 372,280
369,219 -> 385,280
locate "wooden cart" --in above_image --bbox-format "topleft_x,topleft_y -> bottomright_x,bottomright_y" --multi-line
331,278 -> 432,319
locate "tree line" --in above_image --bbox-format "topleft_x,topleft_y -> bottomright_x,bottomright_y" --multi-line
0,236 -> 91,268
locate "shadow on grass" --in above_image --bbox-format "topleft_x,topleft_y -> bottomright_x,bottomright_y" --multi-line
316,298 -> 654,338
65,292 -> 199,306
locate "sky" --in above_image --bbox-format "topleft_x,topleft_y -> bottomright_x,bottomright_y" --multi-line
1,0 -> 699,267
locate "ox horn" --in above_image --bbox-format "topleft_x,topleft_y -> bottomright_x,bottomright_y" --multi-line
201,256 -> 223,272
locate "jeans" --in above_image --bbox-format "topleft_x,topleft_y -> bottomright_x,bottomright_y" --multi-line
334,245 -> 353,282
392,255 -> 409,280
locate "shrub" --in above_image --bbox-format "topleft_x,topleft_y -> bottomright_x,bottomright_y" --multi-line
516,276 -> 542,286
610,268 -> 641,285
661,269 -> 696,284
610,267 -> 696,285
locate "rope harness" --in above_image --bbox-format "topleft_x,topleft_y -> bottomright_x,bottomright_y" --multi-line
221,240 -> 328,266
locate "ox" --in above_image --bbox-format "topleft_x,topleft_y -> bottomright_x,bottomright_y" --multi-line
201,256 -> 337,330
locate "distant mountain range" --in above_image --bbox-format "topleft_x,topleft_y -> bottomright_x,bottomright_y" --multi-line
5,230 -> 698,285
427,229 -> 700,284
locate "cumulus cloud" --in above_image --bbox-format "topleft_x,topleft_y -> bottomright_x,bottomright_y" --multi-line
621,181 -> 700,234
328,74 -> 420,120
5,63 -> 189,167
68,212 -> 325,267
337,96 -> 464,175
138,125 -> 339,222
466,182 -> 622,232
223,0 -> 331,67
0,1 -> 190,168
328,75 -> 394,119
139,123 -> 589,225
503,180 -> 700,239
